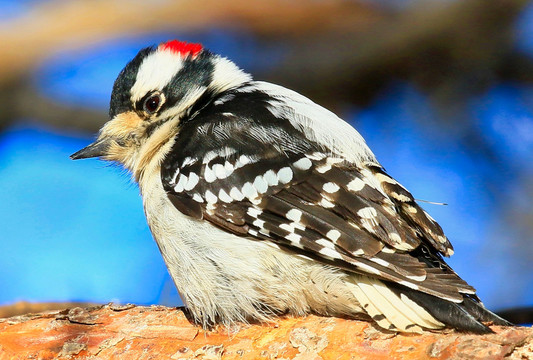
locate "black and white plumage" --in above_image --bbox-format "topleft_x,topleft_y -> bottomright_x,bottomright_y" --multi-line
71,40 -> 510,333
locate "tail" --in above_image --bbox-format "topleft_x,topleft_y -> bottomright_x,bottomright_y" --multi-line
346,275 -> 512,333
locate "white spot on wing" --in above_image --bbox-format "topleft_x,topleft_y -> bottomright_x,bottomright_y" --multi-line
389,233 -> 401,243
182,157 -> 196,167
381,247 -> 395,254
218,189 -> 233,203
293,157 -> 312,170
347,178 -> 365,192
326,229 -> 341,242
356,262 -> 381,275
224,161 -> 234,174
241,182 -> 258,200
319,198 -> 335,208
277,167 -> 293,184
253,175 -> 268,194
192,193 -> 204,203
229,187 -> 245,201
204,166 -> 216,183
171,168 -> 180,185
286,209 -> 302,222
391,192 -> 412,202
184,172 -> 199,191
174,174 -> 187,192
212,164 -> 227,179
358,207 -> 378,219
236,154 -> 252,168
205,190 -> 217,203
252,219 -> 265,228
323,182 -> 340,193
316,164 -> 331,173
406,205 -> 418,213
370,257 -> 390,268
247,207 -> 262,218
285,233 -> 302,243
263,170 -> 278,186
315,238 -> 332,248
318,247 -> 341,259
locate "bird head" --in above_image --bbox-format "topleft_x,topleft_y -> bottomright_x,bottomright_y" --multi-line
70,40 -> 251,175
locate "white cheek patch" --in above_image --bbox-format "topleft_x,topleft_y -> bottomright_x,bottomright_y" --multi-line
131,50 -> 184,103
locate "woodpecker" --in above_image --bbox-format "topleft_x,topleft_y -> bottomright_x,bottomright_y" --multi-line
71,40 -> 510,333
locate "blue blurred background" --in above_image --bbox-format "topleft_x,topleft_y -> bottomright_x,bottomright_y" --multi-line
0,0 -> 532,321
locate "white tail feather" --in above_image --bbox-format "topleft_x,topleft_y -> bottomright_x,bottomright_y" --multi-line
346,274 -> 444,332
345,278 -> 395,330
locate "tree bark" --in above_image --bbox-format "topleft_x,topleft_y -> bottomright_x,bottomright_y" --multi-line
0,303 -> 531,359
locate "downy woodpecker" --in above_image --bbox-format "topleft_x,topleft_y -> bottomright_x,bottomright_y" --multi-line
71,40 -> 510,333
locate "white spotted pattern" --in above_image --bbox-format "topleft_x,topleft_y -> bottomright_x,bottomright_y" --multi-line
319,198 -> 335,208
241,182 -> 258,200
212,163 -> 227,179
326,229 -> 341,242
235,154 -> 252,169
205,190 -> 218,203
316,164 -> 331,174
204,166 -> 216,183
252,219 -> 265,228
293,157 -> 312,170
286,209 -> 302,222
318,247 -> 342,259
174,174 -> 187,192
184,172 -> 199,191
358,207 -> 378,219
285,233 -> 302,243
224,161 -> 234,173
253,175 -> 268,194
322,182 -> 340,193
389,233 -> 402,243
218,189 -> 233,203
347,178 -> 365,192
229,187 -> 245,201
277,167 -> 293,184
279,222 -> 305,233
263,170 -> 278,186
192,193 -> 204,203
247,207 -> 262,218
370,257 -> 390,268
315,238 -> 333,248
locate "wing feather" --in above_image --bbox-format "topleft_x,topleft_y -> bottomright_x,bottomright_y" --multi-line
161,109 -> 471,303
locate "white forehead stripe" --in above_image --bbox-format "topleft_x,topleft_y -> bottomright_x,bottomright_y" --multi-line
130,50 -> 184,102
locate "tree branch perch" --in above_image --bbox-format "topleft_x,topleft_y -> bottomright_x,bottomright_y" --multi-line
0,304 -> 531,359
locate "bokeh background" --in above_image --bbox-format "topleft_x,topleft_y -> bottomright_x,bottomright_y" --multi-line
0,0 -> 532,323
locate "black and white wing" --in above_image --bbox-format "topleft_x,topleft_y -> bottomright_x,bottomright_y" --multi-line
160,87 -> 476,305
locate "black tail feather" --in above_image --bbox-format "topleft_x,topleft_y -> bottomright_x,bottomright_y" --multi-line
387,282 -> 512,333
461,295 -> 513,326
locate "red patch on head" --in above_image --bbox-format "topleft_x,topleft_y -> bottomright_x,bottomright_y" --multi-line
159,40 -> 203,57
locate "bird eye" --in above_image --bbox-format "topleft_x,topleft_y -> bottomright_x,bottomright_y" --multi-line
143,93 -> 162,114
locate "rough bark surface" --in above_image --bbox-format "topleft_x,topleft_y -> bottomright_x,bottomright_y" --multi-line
0,304 -> 531,359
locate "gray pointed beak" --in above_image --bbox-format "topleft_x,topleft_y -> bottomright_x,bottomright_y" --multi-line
70,139 -> 111,160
